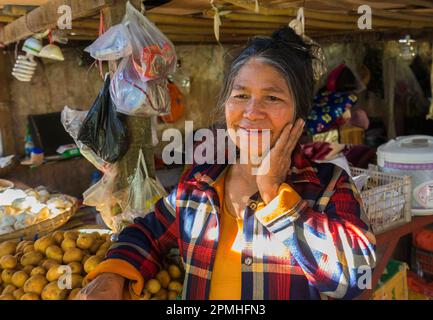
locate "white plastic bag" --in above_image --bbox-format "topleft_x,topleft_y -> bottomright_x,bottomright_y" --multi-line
61,106 -> 110,172
112,149 -> 167,232
123,1 -> 176,81
83,165 -> 119,229
110,56 -> 171,116
84,24 -> 132,61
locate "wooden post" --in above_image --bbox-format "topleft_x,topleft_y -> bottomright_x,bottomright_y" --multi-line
101,0 -> 155,205
0,52 -> 16,156
384,58 -> 397,140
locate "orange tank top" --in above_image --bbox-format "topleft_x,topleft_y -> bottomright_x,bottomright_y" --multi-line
209,175 -> 243,300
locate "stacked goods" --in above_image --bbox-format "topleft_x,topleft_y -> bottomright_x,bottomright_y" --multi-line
0,230 -> 111,300
0,186 -> 75,236
372,260 -> 409,300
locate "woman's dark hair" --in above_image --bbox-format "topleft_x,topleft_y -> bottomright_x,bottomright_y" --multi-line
216,26 -> 315,123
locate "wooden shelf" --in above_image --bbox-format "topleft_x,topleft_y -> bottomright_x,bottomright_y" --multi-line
357,215 -> 433,300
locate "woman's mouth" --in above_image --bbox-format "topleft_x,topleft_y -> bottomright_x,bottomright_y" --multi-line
238,127 -> 271,134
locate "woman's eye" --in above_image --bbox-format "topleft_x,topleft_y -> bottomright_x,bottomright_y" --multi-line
266,96 -> 282,102
233,94 -> 249,100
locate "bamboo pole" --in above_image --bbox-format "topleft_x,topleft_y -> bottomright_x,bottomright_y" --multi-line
0,16 -> 15,23
223,0 -> 433,28
159,24 -> 272,36
147,13 -> 284,29
68,32 -> 253,43
72,19 -> 100,29
0,0 -> 113,45
210,11 -> 357,30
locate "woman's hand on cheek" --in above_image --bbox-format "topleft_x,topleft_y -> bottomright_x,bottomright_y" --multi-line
256,118 -> 305,204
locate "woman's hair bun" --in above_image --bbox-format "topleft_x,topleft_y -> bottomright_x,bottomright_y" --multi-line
271,26 -> 305,46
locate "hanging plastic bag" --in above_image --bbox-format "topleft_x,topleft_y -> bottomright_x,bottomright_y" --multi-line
77,74 -> 128,164
84,24 -> 132,61
126,148 -> 167,214
150,116 -> 159,146
110,56 -> 170,116
112,149 -> 167,232
83,165 -> 119,229
123,1 -> 176,81
61,106 -> 110,172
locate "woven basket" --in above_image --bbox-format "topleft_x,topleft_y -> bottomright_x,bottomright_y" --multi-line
351,165 -> 412,234
0,196 -> 78,242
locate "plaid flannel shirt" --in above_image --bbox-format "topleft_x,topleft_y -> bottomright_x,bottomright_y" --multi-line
99,148 -> 376,300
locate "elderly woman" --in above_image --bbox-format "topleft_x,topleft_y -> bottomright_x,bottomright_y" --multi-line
78,26 -> 376,300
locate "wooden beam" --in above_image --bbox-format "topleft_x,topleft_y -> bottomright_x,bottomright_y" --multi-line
147,13 -> 284,29
0,1 -> 49,5
0,0 -> 113,45
322,0 -> 433,23
166,33 -> 251,43
159,24 -> 272,36
215,12 -> 357,30
72,19 -> 100,29
355,0 -> 433,8
223,1 -> 433,28
147,0 -> 213,15
0,16 -> 15,23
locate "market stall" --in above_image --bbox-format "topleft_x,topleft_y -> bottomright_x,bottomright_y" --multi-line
0,0 -> 433,301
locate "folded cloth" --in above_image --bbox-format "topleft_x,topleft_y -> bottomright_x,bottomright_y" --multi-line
301,142 -> 345,161
307,90 -> 358,135
302,142 -> 332,161
343,144 -> 375,169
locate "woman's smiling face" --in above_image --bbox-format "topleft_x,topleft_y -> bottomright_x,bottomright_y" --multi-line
225,58 -> 296,156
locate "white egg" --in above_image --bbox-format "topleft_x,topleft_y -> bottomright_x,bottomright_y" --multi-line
0,225 -> 14,235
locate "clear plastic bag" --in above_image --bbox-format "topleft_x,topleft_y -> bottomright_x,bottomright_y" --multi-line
84,24 -> 132,61
77,74 -> 128,164
123,1 -> 176,81
61,106 -> 110,172
83,165 -> 119,229
110,56 -> 171,116
112,149 -> 167,232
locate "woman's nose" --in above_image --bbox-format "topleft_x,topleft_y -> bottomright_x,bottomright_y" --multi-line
243,99 -> 266,120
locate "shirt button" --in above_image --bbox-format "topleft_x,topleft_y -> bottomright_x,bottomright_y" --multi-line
248,201 -> 257,210
244,257 -> 253,266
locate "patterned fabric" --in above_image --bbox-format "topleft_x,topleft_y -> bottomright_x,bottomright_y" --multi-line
307,90 -> 358,135
105,146 -> 376,300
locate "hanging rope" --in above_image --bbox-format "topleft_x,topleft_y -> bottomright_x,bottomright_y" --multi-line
288,7 -> 327,81
210,0 -> 231,44
210,0 -> 222,43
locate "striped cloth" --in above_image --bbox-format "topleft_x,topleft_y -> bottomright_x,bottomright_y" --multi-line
104,147 -> 376,300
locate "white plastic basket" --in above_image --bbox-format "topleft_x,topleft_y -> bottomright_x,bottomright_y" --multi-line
350,165 -> 412,234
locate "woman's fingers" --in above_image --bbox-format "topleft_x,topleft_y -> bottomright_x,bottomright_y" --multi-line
273,122 -> 293,153
284,118 -> 305,153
